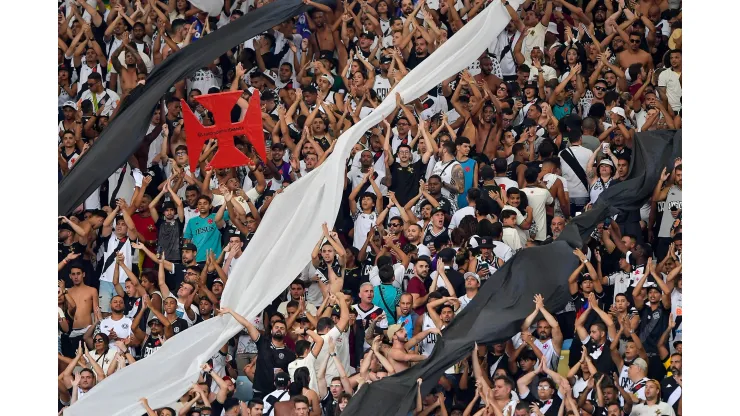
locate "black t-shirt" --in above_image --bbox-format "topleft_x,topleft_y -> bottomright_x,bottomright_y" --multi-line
343,266 -> 364,302
637,303 -> 670,355
155,217 -> 183,262
571,290 -> 605,332
167,263 -> 194,294
321,391 -> 338,416
170,317 -> 189,335
142,335 -> 164,358
59,241 -> 89,286
389,160 -> 428,206
661,375 -> 681,413
254,336 -> 297,393
479,185 -> 503,218
443,269 -> 466,298
582,337 -> 616,375
405,51 -> 428,70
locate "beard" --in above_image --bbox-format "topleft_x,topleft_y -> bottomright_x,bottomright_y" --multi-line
538,332 -> 548,340
272,332 -> 285,341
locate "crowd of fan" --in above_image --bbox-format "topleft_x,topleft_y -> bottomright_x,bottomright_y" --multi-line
57,0 -> 683,415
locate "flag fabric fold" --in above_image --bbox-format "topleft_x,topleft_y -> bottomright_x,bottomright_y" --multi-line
65,1 -> 527,414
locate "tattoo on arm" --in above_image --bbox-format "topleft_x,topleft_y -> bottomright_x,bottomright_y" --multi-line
452,166 -> 465,193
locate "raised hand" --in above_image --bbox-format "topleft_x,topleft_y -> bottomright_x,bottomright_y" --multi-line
533,294 -> 544,310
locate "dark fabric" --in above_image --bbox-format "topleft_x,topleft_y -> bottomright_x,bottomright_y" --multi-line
343,130 -> 681,415
58,0 -> 337,215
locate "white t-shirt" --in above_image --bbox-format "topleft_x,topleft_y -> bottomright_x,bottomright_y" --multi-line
630,402 -> 676,416
521,186 -> 553,241
79,88 -> 121,116
369,264 -> 406,289
502,227 -> 523,252
288,353 -> 319,393
98,316 -> 134,350
658,68 -> 682,112
352,210 -> 378,249
558,146 -> 593,199
522,23 -> 547,65
448,206 -> 475,230
99,234 -> 133,283
316,326 -> 352,387
495,176 -> 519,192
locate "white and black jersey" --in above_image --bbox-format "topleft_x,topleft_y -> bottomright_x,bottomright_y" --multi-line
419,314 -> 440,357
316,255 -> 343,284
423,227 -> 449,246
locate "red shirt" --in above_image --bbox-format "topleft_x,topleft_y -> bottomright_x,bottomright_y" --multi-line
132,212 -> 158,269
406,276 -> 428,316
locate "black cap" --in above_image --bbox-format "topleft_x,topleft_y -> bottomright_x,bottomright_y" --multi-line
478,236 -> 494,249
275,371 -> 290,388
380,55 -> 392,64
261,90 -> 276,101
524,81 -> 538,90
148,317 -> 162,326
431,205 -> 446,215
162,201 -> 176,210
271,142 -> 286,150
579,273 -> 593,283
182,242 -> 198,252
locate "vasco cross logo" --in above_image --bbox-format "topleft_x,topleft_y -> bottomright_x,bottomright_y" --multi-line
181,90 -> 267,173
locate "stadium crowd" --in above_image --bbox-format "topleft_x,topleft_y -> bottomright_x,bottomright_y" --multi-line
57,0 -> 683,415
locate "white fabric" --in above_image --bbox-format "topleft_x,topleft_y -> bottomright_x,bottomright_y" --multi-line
64,2 -> 519,414
188,0 -> 225,16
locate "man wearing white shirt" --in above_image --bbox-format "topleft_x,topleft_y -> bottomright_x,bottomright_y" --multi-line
457,272 -> 480,312
521,168 -> 554,242
518,1 -> 553,66
449,189 -> 479,230
558,129 -> 593,215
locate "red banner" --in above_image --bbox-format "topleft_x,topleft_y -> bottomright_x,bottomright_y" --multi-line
181,90 -> 266,173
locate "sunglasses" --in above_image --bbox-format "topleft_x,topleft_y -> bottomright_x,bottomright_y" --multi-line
537,385 -> 551,390
94,338 -> 104,343
389,223 -> 401,227
594,86 -> 607,92
630,39 -> 641,44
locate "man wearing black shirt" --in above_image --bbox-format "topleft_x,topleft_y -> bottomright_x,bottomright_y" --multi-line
568,249 -> 605,366
221,307 -> 296,400
632,262 -> 672,379
406,36 -> 430,70
575,292 -> 617,375
135,241 -> 199,292
384,125 -> 434,206
517,366 -> 562,416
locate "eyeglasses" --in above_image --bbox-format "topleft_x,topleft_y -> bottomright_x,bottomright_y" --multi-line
176,151 -> 188,156
594,86 -> 607,92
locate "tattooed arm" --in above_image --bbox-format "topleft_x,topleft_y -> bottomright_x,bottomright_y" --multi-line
446,164 -> 465,194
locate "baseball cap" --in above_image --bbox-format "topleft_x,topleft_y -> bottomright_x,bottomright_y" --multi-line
182,242 -> 198,251
62,100 -> 78,111
275,371 -> 290,388
262,70 -> 277,83
430,205 -> 446,216
222,375 -> 235,384
260,90 -> 276,101
148,317 -> 162,326
631,357 -> 648,372
387,324 -> 402,340
610,107 -> 626,119
579,273 -> 593,282
213,278 -> 225,286
478,236 -> 494,248
464,272 -> 481,283
380,55 -> 392,64
271,142 -> 286,150
524,81 -> 538,90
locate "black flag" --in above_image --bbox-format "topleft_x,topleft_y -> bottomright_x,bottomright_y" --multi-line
343,129 -> 682,415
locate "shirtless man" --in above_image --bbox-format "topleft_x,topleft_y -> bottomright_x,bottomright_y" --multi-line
66,264 -> 100,354
385,323 -> 440,372
307,4 -> 337,58
59,210 -> 107,246
615,25 -> 653,72
110,33 -> 147,95
476,55 -> 504,92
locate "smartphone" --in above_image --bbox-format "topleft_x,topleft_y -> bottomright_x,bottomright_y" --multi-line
604,218 -> 612,226
602,143 -> 609,153
575,211 -> 582,216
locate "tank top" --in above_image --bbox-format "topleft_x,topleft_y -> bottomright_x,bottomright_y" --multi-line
475,254 -> 500,282
619,359 -> 634,391
589,177 -> 612,204
316,255 -> 342,284
658,185 -> 681,237
507,160 -> 522,182
419,314 -> 439,357
456,158 -> 477,209
533,338 -> 560,371
142,335 -> 164,358
423,226 -> 447,246
432,160 -> 461,202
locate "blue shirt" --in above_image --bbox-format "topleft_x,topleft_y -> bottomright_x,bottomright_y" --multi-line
183,211 -> 229,262
373,284 -> 402,325
457,158 -> 477,209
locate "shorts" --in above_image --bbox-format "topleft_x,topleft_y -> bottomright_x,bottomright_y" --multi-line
98,281 -> 116,313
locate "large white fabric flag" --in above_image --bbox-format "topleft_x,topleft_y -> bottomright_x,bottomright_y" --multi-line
64,1 -> 519,414
189,0 -> 226,16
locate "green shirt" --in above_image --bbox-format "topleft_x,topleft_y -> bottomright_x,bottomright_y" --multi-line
183,211 -> 229,262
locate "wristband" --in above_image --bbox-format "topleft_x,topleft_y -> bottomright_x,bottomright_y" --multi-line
329,352 -> 337,357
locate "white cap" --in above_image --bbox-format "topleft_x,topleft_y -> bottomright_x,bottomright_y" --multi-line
610,107 -> 626,119
62,101 -> 77,111
547,22 -> 559,35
